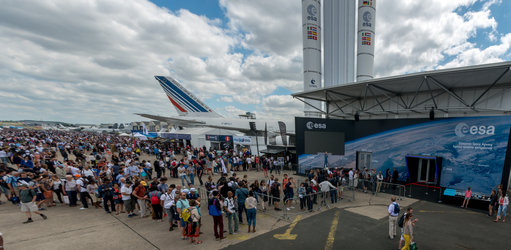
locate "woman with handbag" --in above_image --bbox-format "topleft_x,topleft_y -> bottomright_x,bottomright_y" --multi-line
401,213 -> 414,250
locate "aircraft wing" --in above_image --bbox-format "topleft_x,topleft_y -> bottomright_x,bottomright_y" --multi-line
135,113 -> 205,127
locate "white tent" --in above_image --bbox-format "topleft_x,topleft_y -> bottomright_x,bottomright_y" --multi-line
133,133 -> 148,140
118,133 -> 130,137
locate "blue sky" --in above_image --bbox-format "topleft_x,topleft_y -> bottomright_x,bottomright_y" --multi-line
0,0 -> 510,123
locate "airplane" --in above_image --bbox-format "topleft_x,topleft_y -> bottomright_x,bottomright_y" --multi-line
136,76 -> 295,145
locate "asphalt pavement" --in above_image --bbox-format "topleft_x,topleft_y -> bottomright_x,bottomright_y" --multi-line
224,200 -> 510,250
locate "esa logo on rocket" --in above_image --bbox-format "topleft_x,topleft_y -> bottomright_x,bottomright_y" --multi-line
307,4 -> 318,21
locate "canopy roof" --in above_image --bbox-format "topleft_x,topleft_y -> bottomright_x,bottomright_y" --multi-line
293,62 -> 511,119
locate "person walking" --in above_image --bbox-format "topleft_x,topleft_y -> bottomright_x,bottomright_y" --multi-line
223,191 -> 239,234
401,213 -> 414,250
19,183 -> 47,224
494,192 -> 508,223
245,191 -> 257,233
388,196 -> 400,240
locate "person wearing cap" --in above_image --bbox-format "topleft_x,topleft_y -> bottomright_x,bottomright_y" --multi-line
19,183 -> 47,224
133,181 -> 148,217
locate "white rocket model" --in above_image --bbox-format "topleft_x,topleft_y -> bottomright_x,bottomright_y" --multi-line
302,0 -> 322,117
324,0 -> 356,87
356,0 -> 376,81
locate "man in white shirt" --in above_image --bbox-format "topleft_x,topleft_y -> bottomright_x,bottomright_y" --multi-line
76,175 -> 90,210
223,191 -> 239,234
160,184 -> 176,231
81,166 -> 94,179
388,196 -> 400,239
177,163 -> 189,186
121,181 -> 135,217
349,169 -> 354,188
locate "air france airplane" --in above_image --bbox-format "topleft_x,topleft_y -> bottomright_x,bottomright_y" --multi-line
136,76 -> 295,141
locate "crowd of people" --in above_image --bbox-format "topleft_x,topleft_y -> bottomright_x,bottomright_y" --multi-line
0,128 -> 340,245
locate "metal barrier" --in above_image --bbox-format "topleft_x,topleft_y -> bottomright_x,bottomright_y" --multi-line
351,179 -> 406,204
196,181 -> 338,222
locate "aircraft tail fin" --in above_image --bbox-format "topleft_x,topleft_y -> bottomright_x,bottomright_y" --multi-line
155,76 -> 222,117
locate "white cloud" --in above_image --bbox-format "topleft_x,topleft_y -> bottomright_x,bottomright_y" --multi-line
374,0 -> 504,76
260,95 -> 303,119
0,0 -> 510,124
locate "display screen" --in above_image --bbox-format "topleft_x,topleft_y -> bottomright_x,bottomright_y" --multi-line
304,131 -> 345,155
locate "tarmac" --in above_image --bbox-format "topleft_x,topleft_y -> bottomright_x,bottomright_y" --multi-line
226,200 -> 511,250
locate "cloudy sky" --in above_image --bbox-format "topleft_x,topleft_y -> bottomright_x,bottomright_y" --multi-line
1,0 -> 510,124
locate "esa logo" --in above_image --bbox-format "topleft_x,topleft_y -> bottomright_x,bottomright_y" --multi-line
362,11 -> 372,27
306,121 -> 326,130
455,123 -> 495,137
307,4 -> 318,21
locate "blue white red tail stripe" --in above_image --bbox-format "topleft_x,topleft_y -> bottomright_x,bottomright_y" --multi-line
155,76 -> 222,117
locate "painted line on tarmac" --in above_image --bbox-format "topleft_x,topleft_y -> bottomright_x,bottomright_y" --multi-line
417,209 -> 479,214
110,214 -> 160,250
324,210 -> 340,250
273,215 -> 302,240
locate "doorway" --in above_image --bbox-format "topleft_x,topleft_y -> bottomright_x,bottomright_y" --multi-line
405,156 -> 442,185
356,151 -> 372,170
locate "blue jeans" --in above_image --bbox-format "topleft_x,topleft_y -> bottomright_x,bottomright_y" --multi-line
247,208 -> 257,227
188,174 -> 195,185
67,190 -> 78,206
238,201 -> 247,223
226,212 -> 239,234
330,189 -> 337,203
180,175 -> 189,186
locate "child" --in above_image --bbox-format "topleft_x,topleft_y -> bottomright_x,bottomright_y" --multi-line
19,184 -> 47,224
187,200 -> 202,244
298,183 -> 306,211
113,183 -> 122,215
494,193 -> 508,223
461,187 -> 472,208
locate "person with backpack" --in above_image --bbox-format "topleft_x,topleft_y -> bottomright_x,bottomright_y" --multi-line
209,190 -> 225,240
148,186 -> 163,221
388,196 -> 400,240
19,183 -> 47,224
176,192 -> 190,240
76,174 -> 91,210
